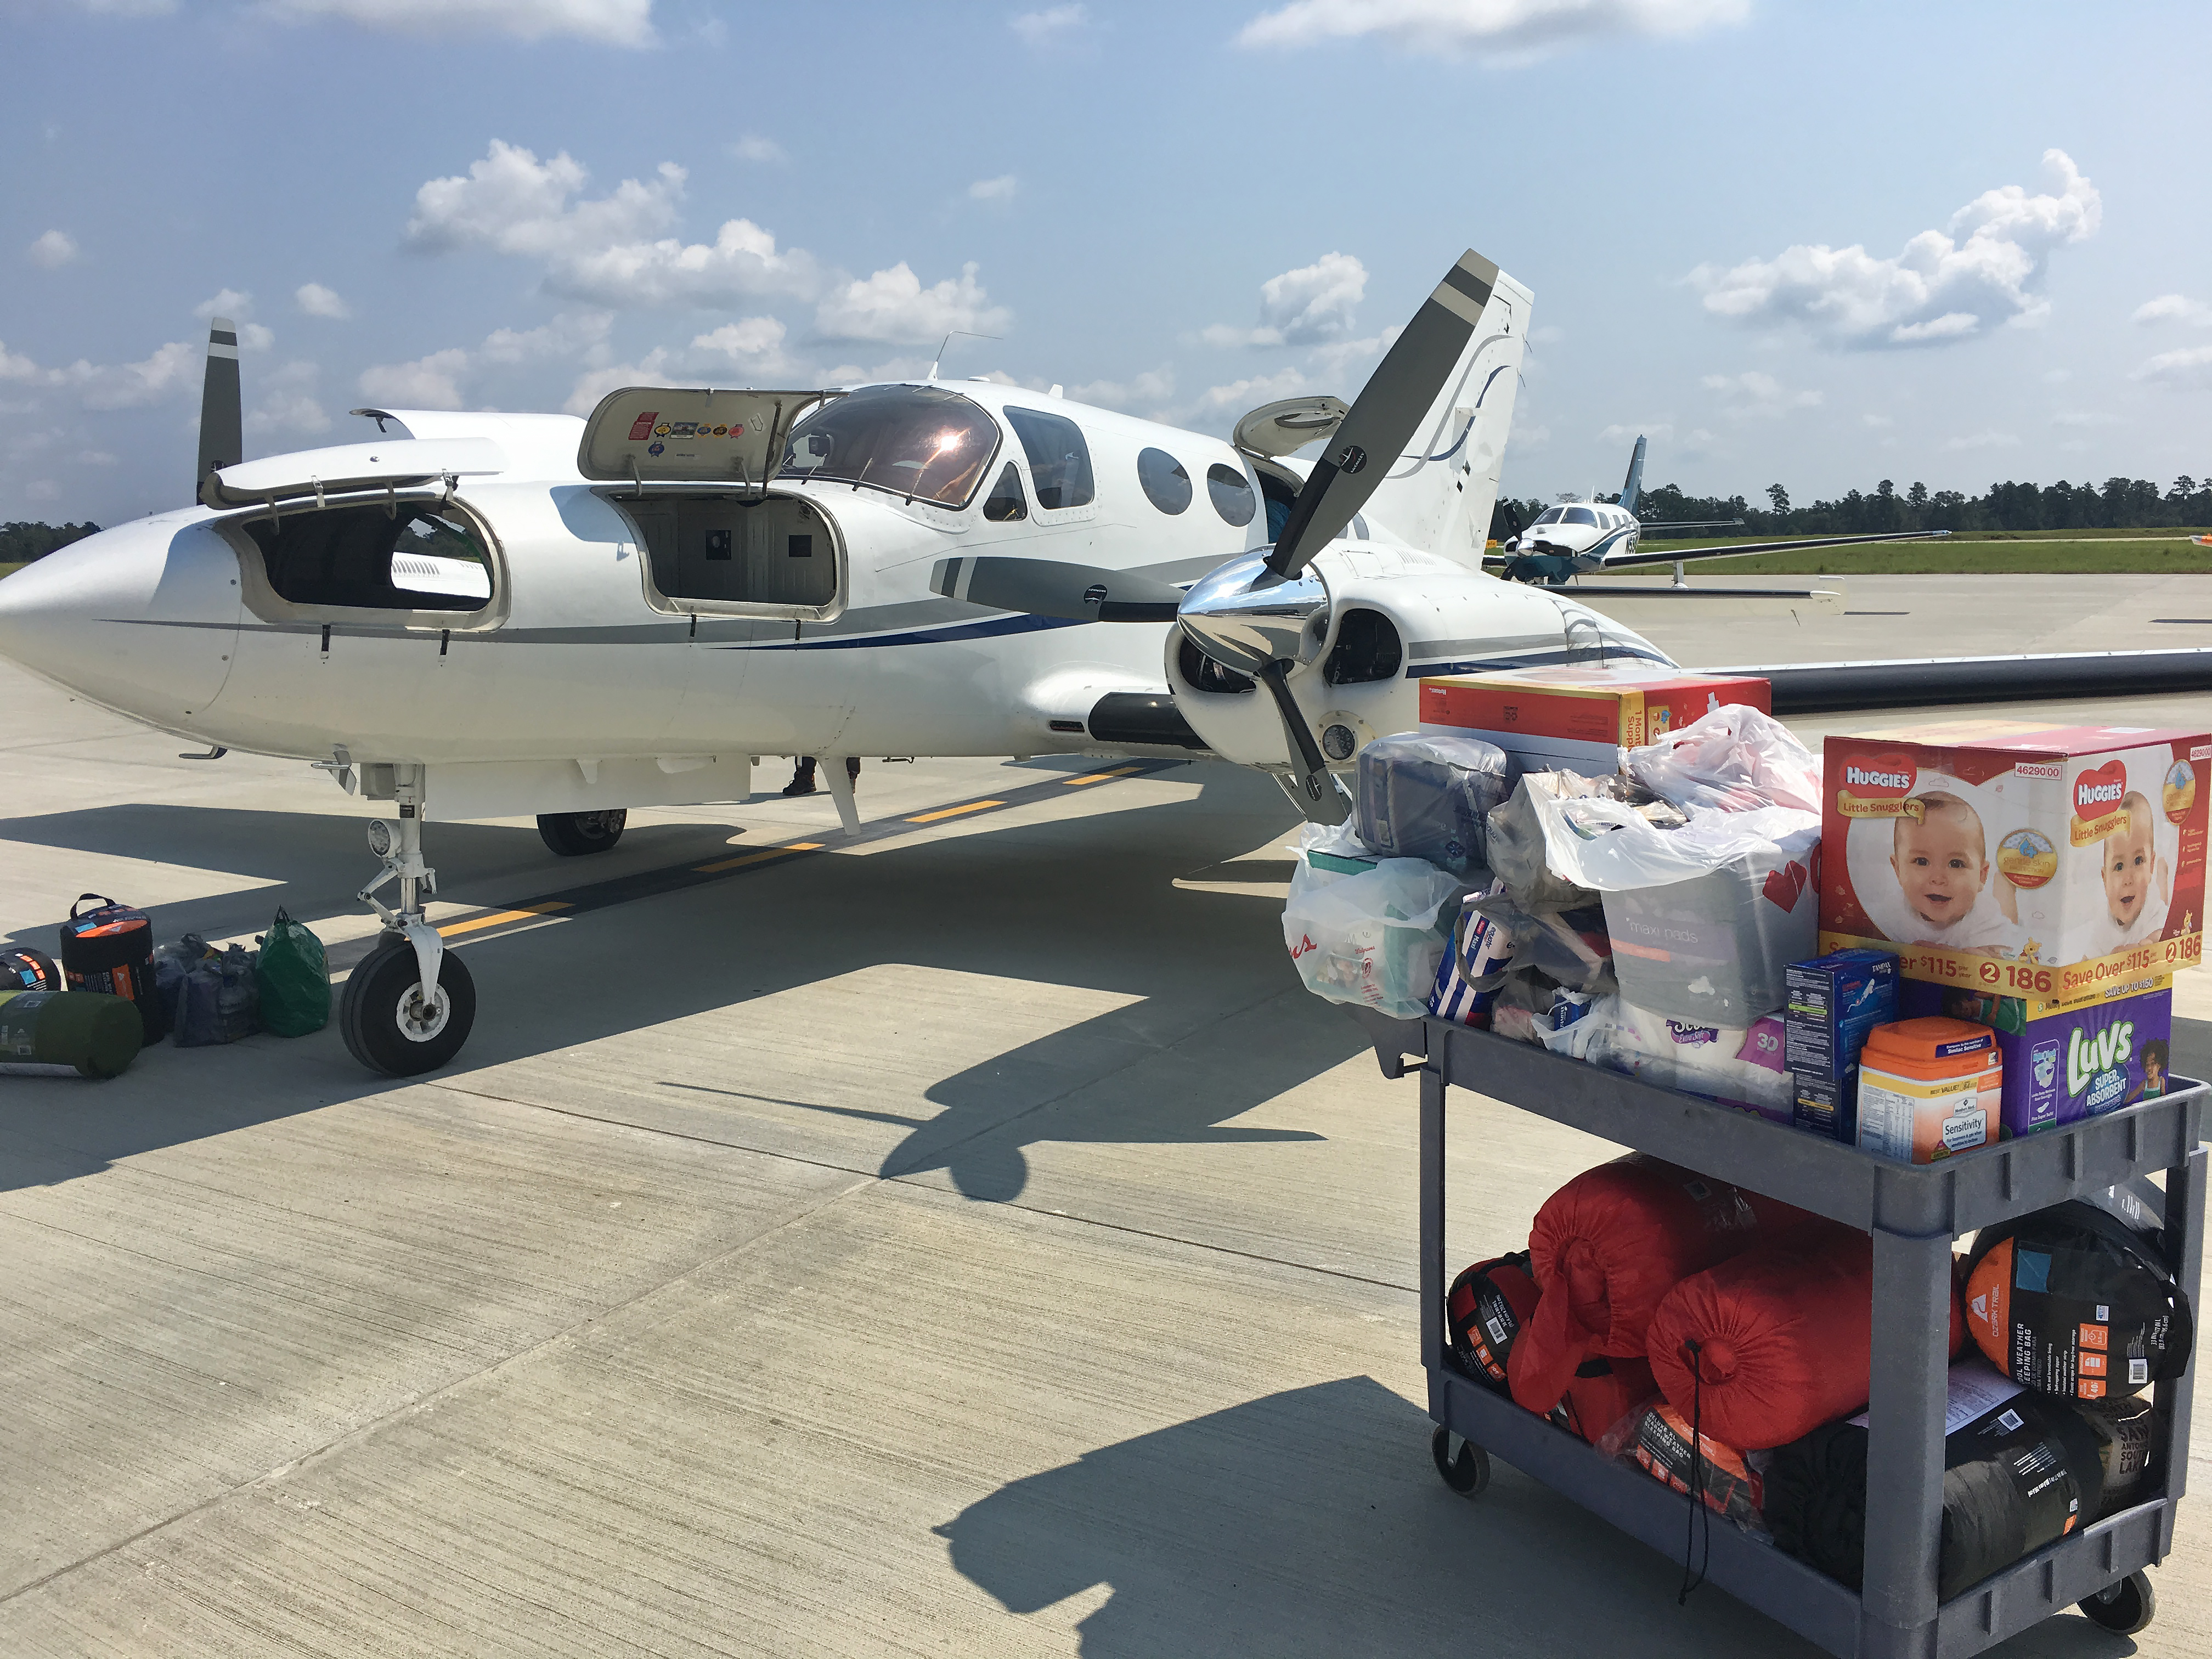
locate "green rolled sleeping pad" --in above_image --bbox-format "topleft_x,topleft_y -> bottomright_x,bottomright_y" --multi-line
0,989 -> 144,1079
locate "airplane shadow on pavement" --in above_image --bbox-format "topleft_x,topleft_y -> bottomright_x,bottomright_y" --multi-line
0,764 -> 1365,1201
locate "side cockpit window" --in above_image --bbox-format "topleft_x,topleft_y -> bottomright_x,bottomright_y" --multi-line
246,504 -> 492,613
983,462 -> 1027,522
1003,407 -> 1094,510
777,383 -> 998,507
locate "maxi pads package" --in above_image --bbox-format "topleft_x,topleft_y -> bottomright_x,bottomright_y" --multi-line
1820,723 -> 2210,998
1899,976 -> 2175,1138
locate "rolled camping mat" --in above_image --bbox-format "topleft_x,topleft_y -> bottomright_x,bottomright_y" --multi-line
0,989 -> 145,1079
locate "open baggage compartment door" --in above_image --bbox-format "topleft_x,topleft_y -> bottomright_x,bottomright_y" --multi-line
578,386 -> 849,620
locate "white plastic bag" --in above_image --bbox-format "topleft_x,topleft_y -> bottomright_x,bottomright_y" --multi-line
1284,855 -> 1459,1018
1627,704 -> 1821,815
1529,794 -> 1820,895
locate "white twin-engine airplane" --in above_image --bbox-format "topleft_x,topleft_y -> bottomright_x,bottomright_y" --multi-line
0,250 -> 2001,1077
1492,432 -> 1943,587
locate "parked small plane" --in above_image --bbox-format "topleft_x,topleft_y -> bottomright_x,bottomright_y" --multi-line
0,250 -> 2139,1079
1494,432 -> 1935,586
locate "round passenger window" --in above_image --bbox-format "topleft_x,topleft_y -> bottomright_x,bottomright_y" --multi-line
1136,448 -> 1192,515
1207,463 -> 1256,527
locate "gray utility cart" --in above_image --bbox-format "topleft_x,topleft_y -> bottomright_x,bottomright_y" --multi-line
1349,1009 -> 2205,1659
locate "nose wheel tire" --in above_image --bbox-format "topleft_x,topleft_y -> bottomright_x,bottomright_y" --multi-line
2077,1571 -> 2155,1635
1430,1426 -> 1490,1497
538,810 -> 627,856
340,935 -> 476,1077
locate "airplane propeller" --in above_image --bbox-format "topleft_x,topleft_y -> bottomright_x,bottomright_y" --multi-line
927,249 -> 1501,823
195,317 -> 244,506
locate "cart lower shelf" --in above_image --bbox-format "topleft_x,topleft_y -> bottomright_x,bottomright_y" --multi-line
1431,1348 -> 2173,1656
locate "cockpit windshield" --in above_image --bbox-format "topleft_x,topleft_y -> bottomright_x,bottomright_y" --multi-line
778,384 -> 1000,507
1564,506 -> 1598,527
1532,507 -> 1565,524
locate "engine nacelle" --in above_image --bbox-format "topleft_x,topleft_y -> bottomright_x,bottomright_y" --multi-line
1166,545 -> 1674,771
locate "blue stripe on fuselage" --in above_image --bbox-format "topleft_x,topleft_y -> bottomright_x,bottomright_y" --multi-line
719,612 -> 1094,651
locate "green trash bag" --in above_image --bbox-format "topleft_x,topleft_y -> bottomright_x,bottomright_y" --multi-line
256,909 -> 330,1037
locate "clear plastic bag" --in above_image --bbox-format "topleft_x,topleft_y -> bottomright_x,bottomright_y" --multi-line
1355,731 -> 1511,874
1487,770 -> 1689,913
1284,855 -> 1460,1018
1627,704 -> 1821,815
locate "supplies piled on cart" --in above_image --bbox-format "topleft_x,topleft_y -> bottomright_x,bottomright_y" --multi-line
1445,1152 -> 2193,1598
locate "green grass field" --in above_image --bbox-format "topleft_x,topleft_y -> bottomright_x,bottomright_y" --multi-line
1638,529 -> 2212,575
0,562 -> 26,583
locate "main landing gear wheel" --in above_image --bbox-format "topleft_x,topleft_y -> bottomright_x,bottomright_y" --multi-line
1430,1426 -> 1490,1497
340,933 -> 477,1077
2077,1571 -> 2155,1635
538,809 -> 627,856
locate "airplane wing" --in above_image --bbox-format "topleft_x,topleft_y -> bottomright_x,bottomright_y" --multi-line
1484,527 -> 1951,574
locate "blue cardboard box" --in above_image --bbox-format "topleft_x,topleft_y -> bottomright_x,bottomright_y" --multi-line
1785,947 -> 1900,1139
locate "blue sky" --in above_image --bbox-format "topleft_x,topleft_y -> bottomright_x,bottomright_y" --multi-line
4,0 -> 2207,524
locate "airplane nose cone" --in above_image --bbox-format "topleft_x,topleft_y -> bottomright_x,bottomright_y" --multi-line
0,518 -> 240,721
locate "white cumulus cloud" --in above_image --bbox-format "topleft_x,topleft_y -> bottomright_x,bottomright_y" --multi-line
1010,3 -> 1088,46
1237,0 -> 1747,58
2134,294 -> 2212,327
27,230 -> 79,269
730,134 -> 786,163
246,360 -> 332,437
257,0 -> 655,46
0,338 -> 199,408
1068,368 -> 1176,410
358,348 -> 472,410
1701,369 -> 1821,418
968,174 -> 1018,202
1690,149 -> 2101,349
1204,252 -> 1367,347
690,316 -> 791,369
296,282 -> 352,319
406,140 -> 683,258
815,262 -> 1010,346
1943,430 -> 2022,451
2132,346 -> 2212,391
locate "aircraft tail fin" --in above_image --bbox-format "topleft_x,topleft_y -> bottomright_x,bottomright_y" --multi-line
195,316 -> 243,504
1619,433 -> 1647,518
1357,265 -> 1532,571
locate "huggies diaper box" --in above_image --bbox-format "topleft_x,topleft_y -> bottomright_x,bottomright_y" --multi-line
1898,975 -> 2174,1139
1419,667 -> 1770,777
1819,723 -> 2210,998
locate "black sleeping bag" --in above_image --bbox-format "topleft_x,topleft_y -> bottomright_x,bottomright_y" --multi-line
1766,1374 -> 2107,1602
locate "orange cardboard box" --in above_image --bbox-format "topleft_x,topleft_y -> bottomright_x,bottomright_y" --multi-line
1419,665 -> 1771,775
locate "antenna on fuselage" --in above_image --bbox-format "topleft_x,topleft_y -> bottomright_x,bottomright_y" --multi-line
929,330 -> 1001,381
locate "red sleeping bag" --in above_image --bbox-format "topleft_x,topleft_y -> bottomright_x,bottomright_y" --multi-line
1510,1154 -> 1814,1417
1552,1355 -> 1656,1445
1645,1226 -> 1968,1450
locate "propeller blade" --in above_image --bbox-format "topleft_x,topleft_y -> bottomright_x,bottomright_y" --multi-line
195,316 -> 243,504
929,555 -> 1183,623
1256,662 -> 1351,825
1266,249 -> 1499,579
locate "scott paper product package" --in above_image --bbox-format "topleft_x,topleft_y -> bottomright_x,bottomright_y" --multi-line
1901,976 -> 2174,1138
1820,722 -> 2210,996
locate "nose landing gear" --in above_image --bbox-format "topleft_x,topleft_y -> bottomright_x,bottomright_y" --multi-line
342,766 -> 476,1077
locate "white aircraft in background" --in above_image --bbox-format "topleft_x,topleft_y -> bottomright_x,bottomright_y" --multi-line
0,250 -> 2058,1079
1492,432 -> 1939,586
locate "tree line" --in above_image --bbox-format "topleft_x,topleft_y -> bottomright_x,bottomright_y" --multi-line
1499,475 -> 2212,538
2,522 -> 101,563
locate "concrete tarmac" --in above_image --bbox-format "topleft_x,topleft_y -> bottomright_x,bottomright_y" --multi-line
2,574 -> 2209,1657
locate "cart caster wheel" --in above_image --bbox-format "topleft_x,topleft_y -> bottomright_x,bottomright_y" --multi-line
1430,1425 -> 1489,1497
2078,1570 -> 2154,1635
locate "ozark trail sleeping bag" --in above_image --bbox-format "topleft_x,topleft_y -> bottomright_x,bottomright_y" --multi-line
1646,1224 -> 1967,1451
1766,1361 -> 2106,1601
1965,1200 -> 2192,1401
1509,1153 -> 1813,1416
1447,1253 -> 1540,1391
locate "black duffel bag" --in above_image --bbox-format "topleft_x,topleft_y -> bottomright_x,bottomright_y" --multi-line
58,894 -> 164,1041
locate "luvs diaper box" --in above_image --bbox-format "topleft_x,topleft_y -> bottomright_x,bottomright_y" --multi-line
1819,722 -> 2210,998
1898,975 -> 2175,1139
1419,666 -> 1771,777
